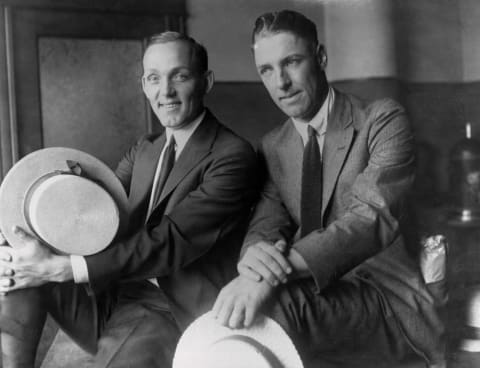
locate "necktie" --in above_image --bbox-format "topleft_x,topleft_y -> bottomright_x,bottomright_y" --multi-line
301,125 -> 323,237
147,135 -> 176,218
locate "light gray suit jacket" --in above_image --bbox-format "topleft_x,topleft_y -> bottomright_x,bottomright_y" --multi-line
244,90 -> 444,364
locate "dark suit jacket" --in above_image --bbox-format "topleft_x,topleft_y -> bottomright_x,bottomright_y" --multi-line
243,90 -> 444,364
84,110 -> 259,328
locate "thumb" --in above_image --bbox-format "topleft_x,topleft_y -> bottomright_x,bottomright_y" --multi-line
274,239 -> 287,253
12,226 -> 35,242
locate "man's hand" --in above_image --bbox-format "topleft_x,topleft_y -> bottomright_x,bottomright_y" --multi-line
237,240 -> 292,287
212,275 -> 275,329
0,227 -> 73,294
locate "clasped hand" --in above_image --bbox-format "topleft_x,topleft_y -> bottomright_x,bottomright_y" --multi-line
0,226 -> 61,294
212,240 -> 292,329
237,239 -> 292,286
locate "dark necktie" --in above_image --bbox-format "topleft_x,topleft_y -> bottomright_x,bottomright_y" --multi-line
148,136 -> 176,218
301,125 -> 323,237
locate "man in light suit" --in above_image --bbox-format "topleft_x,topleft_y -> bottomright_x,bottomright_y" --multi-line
0,32 -> 258,367
213,10 -> 444,367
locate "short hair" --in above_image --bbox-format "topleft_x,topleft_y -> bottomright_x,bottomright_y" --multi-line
145,31 -> 208,74
252,10 -> 318,51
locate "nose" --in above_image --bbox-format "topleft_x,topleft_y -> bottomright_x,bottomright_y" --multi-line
275,68 -> 291,91
157,77 -> 175,98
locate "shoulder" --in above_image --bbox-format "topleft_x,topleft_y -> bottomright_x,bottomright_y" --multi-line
344,92 -> 406,120
341,93 -> 414,155
259,120 -> 291,152
135,132 -> 162,146
125,132 -> 162,150
118,132 -> 163,164
204,117 -> 260,177
364,97 -> 406,120
198,114 -> 259,173
340,92 -> 410,135
210,116 -> 256,157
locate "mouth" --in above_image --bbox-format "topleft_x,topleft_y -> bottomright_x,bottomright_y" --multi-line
279,91 -> 301,102
158,102 -> 181,110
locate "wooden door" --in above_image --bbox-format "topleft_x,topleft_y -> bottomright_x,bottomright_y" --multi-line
0,0 -> 186,176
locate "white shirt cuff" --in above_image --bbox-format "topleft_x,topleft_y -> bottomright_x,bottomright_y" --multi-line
70,255 -> 90,284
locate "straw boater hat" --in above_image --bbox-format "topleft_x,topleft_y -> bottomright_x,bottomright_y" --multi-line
173,311 -> 304,368
0,147 -> 128,255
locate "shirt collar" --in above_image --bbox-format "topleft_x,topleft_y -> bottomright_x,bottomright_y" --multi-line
292,86 -> 334,144
165,110 -> 206,153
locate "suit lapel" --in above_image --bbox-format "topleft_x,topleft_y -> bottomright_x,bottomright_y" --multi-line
128,134 -> 166,212
158,111 -> 217,204
322,91 -> 354,217
277,121 -> 303,221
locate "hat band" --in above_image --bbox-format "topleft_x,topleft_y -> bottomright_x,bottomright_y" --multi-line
22,161 -> 114,252
211,335 -> 284,368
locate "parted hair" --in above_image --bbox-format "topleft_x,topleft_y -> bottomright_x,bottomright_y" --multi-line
252,10 -> 318,51
145,31 -> 208,74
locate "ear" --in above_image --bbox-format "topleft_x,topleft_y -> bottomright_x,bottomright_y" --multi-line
141,76 -> 147,95
316,45 -> 327,70
203,70 -> 215,94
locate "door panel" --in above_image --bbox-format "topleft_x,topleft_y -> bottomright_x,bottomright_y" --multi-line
0,2 -> 185,176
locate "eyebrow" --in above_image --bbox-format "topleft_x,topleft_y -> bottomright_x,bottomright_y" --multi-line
256,52 -> 305,68
143,66 -> 194,74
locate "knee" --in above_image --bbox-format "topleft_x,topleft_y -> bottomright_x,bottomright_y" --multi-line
0,289 -> 47,339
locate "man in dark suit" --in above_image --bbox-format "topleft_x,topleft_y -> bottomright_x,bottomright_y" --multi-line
213,10 -> 444,368
0,32 -> 258,367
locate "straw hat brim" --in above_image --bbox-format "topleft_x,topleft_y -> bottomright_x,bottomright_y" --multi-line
0,147 -> 129,254
173,311 -> 303,368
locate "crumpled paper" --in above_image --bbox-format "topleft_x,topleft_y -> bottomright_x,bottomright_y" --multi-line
420,235 -> 447,284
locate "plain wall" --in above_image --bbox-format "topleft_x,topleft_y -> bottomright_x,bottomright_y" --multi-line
187,0 -> 480,197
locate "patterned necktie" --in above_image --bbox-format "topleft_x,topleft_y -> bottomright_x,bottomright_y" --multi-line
301,125 -> 323,237
147,135 -> 176,218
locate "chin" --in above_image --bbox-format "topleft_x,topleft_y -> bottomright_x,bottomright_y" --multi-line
158,116 -> 180,127
284,108 -> 305,119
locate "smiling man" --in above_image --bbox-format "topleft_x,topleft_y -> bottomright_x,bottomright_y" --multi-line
0,32 -> 258,367
212,10 -> 445,368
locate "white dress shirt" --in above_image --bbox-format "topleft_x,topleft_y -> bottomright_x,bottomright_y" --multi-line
71,110 -> 206,284
291,86 -> 334,151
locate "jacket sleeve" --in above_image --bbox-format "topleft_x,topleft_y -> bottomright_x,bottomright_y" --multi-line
294,100 -> 415,292
241,147 -> 297,253
85,140 -> 258,292
114,136 -> 148,194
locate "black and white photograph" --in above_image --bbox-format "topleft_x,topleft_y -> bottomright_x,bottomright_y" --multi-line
0,0 -> 477,367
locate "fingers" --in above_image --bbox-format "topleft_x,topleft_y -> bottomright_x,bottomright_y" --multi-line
0,277 -> 13,287
0,277 -> 14,295
228,304 -> 245,329
12,226 -> 34,242
237,263 -> 261,282
0,264 -> 14,276
260,242 -> 291,274
0,244 -> 14,295
212,279 -> 247,329
244,301 -> 256,327
0,248 -> 12,262
274,239 -> 287,253
212,290 -> 224,318
238,256 -> 280,286
213,276 -> 273,330
239,243 -> 291,287
0,231 -> 7,245
215,297 -> 234,327
0,261 -> 17,294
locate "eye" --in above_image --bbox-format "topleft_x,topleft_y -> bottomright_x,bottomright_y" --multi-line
285,57 -> 302,66
258,66 -> 272,76
145,74 -> 160,84
172,72 -> 191,82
